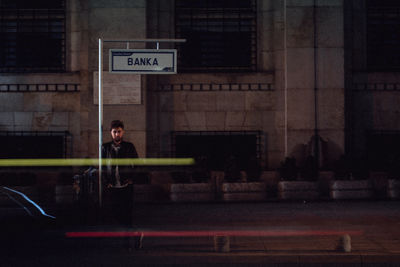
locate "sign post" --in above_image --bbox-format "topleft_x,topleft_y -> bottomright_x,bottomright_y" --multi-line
97,39 -> 185,207
98,38 -> 103,207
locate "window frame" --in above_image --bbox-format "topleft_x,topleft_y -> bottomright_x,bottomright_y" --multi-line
366,0 -> 400,71
175,0 -> 257,73
0,0 -> 66,73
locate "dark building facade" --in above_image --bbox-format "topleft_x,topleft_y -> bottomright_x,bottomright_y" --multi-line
0,0 -> 398,172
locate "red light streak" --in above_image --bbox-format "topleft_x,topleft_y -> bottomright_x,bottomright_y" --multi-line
66,230 -> 363,238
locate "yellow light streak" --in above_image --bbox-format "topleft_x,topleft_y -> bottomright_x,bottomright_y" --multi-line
0,158 -> 195,167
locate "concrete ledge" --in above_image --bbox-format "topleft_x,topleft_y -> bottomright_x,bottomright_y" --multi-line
387,179 -> 400,199
330,190 -> 374,199
222,182 -> 266,192
330,180 -> 372,190
278,181 -> 319,191
330,180 -> 374,200
278,181 -> 320,200
222,182 -> 267,202
170,183 -> 215,202
170,183 -> 214,193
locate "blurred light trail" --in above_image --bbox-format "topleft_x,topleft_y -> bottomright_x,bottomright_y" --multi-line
66,230 -> 363,238
3,186 -> 56,219
2,190 -> 33,217
0,158 -> 195,167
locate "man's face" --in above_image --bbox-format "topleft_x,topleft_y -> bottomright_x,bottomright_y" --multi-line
111,127 -> 124,144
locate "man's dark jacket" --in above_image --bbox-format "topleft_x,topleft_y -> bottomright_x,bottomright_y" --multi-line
101,141 -> 138,186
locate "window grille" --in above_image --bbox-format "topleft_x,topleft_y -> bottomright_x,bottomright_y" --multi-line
171,131 -> 262,170
367,0 -> 400,70
0,131 -> 71,158
175,0 -> 257,72
0,0 -> 66,73
367,130 -> 400,171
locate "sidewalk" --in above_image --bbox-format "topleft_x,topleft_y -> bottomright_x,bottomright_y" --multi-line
5,200 -> 400,266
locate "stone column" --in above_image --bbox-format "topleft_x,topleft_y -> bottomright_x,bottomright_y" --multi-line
86,0 -> 147,157
282,0 -> 344,168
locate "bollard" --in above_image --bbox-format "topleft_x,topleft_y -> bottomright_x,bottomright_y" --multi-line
338,234 -> 351,252
214,235 -> 230,253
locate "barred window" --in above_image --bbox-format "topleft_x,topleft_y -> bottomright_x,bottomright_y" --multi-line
175,0 -> 257,72
367,0 -> 400,70
0,0 -> 66,73
0,131 -> 71,159
172,131 -> 262,170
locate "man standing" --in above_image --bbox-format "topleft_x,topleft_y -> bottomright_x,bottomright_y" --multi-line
102,120 -> 138,226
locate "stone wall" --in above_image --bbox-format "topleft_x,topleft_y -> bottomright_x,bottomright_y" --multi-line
0,0 -> 348,171
347,0 -> 400,159
85,0 -> 147,158
283,0 -> 345,168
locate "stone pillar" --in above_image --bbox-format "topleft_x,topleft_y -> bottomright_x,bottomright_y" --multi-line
86,0 -> 147,157
282,0 -> 345,168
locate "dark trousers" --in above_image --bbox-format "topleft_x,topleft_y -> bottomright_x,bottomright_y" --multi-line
104,185 -> 133,226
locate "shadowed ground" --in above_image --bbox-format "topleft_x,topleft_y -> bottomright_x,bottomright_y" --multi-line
3,200 -> 400,266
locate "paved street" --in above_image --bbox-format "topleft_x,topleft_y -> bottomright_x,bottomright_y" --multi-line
3,200 -> 400,266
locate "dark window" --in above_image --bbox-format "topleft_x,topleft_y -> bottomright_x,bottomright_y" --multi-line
175,0 -> 257,72
0,0 -> 66,73
172,131 -> 261,170
367,0 -> 400,71
367,131 -> 400,171
0,131 -> 71,159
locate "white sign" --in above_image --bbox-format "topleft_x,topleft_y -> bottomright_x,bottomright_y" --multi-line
109,49 -> 177,74
94,72 -> 141,105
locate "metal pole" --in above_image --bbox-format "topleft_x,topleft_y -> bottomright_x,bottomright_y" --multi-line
313,0 -> 320,172
284,0 -> 288,157
102,38 -> 186,43
98,38 -> 103,207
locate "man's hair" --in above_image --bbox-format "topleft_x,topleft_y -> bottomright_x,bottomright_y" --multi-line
110,120 -> 124,130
